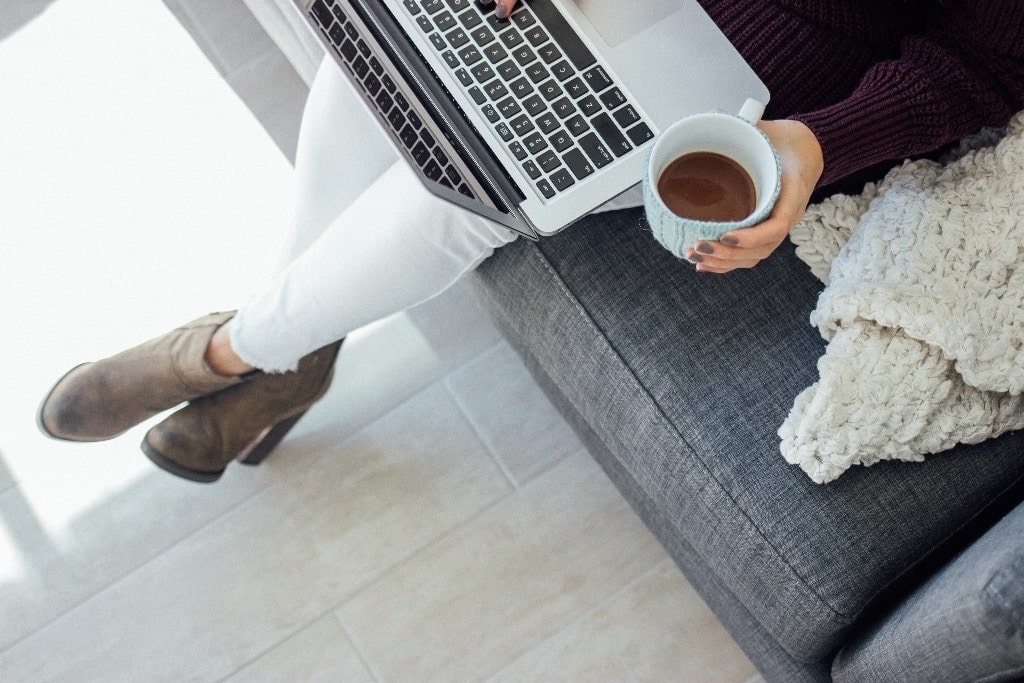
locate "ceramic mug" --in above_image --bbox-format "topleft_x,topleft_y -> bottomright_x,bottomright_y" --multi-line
643,98 -> 781,258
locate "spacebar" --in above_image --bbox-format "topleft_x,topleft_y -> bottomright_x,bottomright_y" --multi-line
525,0 -> 596,71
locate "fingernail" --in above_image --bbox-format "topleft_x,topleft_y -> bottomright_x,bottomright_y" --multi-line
695,242 -> 715,255
720,235 -> 739,246
688,253 -> 704,264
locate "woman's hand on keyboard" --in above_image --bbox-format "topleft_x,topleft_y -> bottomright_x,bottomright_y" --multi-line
479,0 -> 518,19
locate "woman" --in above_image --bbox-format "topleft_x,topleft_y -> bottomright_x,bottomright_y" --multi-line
38,0 -> 1024,482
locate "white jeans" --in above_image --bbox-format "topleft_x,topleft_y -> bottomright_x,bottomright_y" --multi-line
231,60 -> 642,372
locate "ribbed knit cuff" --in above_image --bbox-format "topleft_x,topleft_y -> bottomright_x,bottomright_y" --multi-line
790,60 -> 951,188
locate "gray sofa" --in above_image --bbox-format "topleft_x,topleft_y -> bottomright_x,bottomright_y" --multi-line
469,208 -> 1024,681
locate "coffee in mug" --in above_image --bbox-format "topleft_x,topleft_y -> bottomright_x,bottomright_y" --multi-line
656,151 -> 756,223
643,98 -> 781,259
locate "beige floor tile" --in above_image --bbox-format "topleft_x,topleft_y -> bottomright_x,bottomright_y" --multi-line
0,385 -> 509,681
491,560 -> 756,682
445,342 -> 583,485
0,459 -> 274,650
226,614 -> 375,682
337,451 -> 668,681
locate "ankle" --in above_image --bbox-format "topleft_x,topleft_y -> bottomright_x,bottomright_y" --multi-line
205,323 -> 255,377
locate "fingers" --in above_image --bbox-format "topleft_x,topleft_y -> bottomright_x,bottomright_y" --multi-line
479,0 -> 517,18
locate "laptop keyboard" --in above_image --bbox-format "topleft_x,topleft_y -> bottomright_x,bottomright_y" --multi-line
309,0 -> 653,203
405,0 -> 653,200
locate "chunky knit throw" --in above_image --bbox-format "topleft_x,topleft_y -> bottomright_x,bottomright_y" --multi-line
779,111 -> 1024,484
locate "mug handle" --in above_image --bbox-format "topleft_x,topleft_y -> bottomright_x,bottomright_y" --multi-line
738,98 -> 766,124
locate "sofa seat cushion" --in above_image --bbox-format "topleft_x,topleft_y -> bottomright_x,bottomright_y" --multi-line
473,207 -> 1024,662
833,499 -> 1024,681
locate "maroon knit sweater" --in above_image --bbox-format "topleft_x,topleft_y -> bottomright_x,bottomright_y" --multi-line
700,0 -> 1024,188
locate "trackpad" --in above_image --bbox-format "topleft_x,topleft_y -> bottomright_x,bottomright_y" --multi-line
569,0 -> 680,46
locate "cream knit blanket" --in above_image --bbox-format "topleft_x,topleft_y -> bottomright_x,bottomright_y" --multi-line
779,111 -> 1024,484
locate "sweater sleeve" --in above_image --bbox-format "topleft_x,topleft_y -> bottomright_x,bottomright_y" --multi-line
789,0 -> 1024,187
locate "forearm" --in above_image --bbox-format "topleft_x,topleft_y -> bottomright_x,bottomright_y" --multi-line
790,0 -> 1024,187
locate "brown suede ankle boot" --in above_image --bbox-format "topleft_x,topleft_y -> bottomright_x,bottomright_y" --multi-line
141,340 -> 343,483
38,311 -> 244,442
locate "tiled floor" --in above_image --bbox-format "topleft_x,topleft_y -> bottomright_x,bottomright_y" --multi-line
0,1 -> 756,680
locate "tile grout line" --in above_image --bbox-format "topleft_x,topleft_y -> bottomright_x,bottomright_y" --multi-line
334,613 -> 384,682
483,557 -> 677,682
443,375 -> 520,490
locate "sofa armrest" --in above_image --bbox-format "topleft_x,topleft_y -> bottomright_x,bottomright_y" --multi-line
833,501 -> 1024,682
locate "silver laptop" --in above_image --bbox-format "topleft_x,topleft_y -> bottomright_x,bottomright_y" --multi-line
295,0 -> 768,239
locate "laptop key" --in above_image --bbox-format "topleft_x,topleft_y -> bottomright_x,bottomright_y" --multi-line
600,87 -> 627,110
525,62 -> 549,83
583,65 -> 613,92
566,114 -> 588,136
399,124 -> 418,148
458,45 -> 484,65
499,29 -> 524,49
467,86 -> 486,105
528,0 -> 595,69
537,43 -> 561,64
509,141 -> 528,160
424,159 -> 444,180
459,9 -> 483,29
536,112 -> 559,134
627,122 -> 655,145
311,0 -> 333,27
442,50 -> 460,68
484,43 -> 508,63
522,94 -> 546,116
550,60 -> 574,81
523,132 -> 548,154
441,30 -> 464,49
470,26 -> 496,46
484,81 -> 509,101
511,45 -> 536,65
552,97 -> 575,118
496,96 -> 522,117
537,150 -> 560,172
472,62 -> 496,83
563,149 -> 595,179
454,68 -> 473,86
511,8 -> 535,29
329,23 -> 346,45
510,114 -> 535,136
564,77 -> 586,98
416,16 -> 433,32
577,95 -> 601,116
446,0 -> 470,10
549,130 -> 574,153
422,0 -> 445,15
592,113 -> 632,156
536,178 -> 556,198
524,27 -> 548,46
495,122 -> 514,141
579,132 -> 614,168
522,160 -> 541,179
403,0 -> 421,14
496,59 -> 519,80
538,79 -> 562,101
509,76 -> 534,98
434,11 -> 457,31
613,104 -> 640,127
550,168 -> 575,191
339,39 -> 358,61
481,104 -> 500,123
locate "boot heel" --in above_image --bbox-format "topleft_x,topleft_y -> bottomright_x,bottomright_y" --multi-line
237,410 -> 307,466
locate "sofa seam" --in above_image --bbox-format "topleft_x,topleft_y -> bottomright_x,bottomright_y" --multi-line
519,240 -> 847,622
